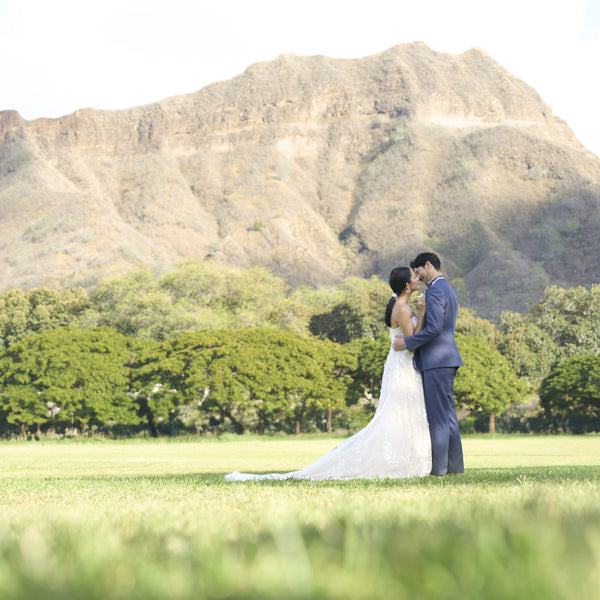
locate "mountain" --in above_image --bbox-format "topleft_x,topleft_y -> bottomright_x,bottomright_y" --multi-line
1,43 -> 599,319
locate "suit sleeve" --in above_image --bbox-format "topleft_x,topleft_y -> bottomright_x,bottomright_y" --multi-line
404,287 -> 445,352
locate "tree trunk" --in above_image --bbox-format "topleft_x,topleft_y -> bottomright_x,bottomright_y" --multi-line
148,415 -> 159,438
489,413 -> 496,434
138,396 -> 159,437
295,400 -> 306,435
327,408 -> 332,433
224,410 -> 245,435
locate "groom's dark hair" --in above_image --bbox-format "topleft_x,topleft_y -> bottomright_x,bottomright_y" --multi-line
411,252 -> 441,271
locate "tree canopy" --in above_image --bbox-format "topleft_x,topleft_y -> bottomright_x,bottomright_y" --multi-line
498,284 -> 600,384
539,354 -> 600,433
131,328 -> 356,436
455,334 -> 528,433
88,262 -> 306,340
0,286 -> 91,348
0,327 -> 154,436
1,269 -> 596,437
308,276 -> 390,343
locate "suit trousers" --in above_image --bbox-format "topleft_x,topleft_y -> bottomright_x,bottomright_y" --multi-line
421,367 -> 464,475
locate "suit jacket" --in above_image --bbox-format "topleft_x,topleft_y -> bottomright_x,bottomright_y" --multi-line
404,277 -> 463,371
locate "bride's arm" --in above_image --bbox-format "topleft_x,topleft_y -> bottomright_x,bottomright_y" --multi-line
414,294 -> 426,334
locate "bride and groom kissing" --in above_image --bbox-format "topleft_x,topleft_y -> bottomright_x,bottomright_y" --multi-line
225,252 -> 464,481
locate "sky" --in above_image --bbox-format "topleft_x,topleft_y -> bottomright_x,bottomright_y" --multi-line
0,0 -> 599,157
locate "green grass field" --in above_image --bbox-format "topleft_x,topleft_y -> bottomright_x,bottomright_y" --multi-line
1,435 -> 599,599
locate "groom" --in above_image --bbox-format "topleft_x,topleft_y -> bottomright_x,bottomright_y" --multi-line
393,252 -> 464,476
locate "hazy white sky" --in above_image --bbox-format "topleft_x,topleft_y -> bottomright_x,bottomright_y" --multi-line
1,0 -> 599,156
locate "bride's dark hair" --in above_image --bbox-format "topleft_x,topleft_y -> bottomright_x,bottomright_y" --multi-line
384,267 -> 413,327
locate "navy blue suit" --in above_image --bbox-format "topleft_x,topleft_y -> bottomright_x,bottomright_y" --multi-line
404,278 -> 464,475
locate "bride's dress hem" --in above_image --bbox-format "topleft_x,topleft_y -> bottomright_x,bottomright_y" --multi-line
225,470 -> 431,482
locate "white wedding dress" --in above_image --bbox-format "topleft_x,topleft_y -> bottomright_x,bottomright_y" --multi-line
225,321 -> 432,481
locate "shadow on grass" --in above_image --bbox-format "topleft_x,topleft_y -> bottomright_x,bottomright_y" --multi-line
26,464 -> 599,489
215,464 -> 600,486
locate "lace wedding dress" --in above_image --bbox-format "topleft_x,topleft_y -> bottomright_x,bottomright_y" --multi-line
225,321 -> 432,481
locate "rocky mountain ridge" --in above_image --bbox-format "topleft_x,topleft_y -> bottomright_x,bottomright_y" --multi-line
1,43 -> 599,319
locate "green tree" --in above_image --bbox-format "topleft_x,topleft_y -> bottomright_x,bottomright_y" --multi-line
346,332 -> 389,413
308,276 -> 389,343
455,308 -> 498,346
0,286 -> 91,348
162,262 -> 303,332
276,331 -> 355,433
129,337 -> 189,437
497,284 -> 600,385
88,267 -> 196,340
531,285 -> 600,357
287,284 -> 344,335
131,329 -> 355,435
89,262 -> 306,340
0,386 -> 49,438
539,354 -> 600,433
455,334 -> 528,433
0,327 -> 152,436
133,330 -> 272,436
496,311 -> 557,383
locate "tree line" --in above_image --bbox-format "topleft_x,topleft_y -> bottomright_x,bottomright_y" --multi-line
0,262 -> 598,437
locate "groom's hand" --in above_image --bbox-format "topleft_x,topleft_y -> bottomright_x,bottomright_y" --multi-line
393,336 -> 406,351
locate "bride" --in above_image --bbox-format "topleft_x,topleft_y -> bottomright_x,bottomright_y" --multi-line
225,266 -> 432,481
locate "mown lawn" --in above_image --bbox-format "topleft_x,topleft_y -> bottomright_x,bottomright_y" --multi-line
1,435 -> 599,599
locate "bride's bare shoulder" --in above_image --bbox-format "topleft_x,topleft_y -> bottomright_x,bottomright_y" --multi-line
390,302 -> 411,328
